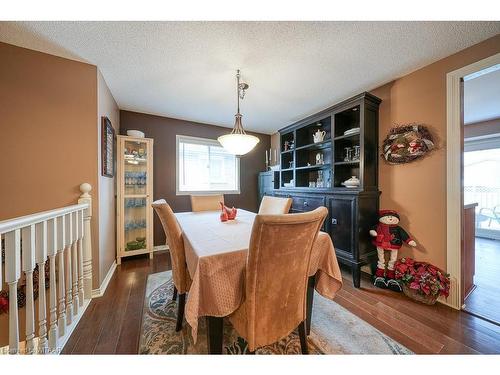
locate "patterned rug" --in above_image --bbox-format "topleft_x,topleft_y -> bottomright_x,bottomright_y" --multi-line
139,271 -> 412,355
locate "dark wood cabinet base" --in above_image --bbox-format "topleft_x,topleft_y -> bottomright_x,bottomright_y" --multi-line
351,265 -> 361,288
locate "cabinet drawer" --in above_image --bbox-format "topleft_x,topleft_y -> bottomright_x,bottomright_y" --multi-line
291,195 -> 325,212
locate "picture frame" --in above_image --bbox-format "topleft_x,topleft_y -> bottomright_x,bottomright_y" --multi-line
101,116 -> 115,177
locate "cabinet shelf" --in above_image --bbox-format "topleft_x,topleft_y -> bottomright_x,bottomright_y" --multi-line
294,139 -> 331,151
333,161 -> 360,166
295,163 -> 331,171
333,132 -> 360,141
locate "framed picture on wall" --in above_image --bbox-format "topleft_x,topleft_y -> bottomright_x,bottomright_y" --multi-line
101,116 -> 115,177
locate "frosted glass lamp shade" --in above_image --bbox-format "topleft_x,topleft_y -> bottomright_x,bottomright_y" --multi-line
217,133 -> 260,156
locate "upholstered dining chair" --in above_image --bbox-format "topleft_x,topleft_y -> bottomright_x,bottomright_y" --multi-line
190,194 -> 224,212
229,207 -> 328,354
152,199 -> 191,331
258,195 -> 292,214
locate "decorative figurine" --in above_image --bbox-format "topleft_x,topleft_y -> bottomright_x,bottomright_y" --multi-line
369,210 -> 417,291
220,202 -> 237,221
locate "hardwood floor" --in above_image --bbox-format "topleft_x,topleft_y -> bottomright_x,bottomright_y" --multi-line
62,251 -> 170,354
464,237 -> 500,325
62,251 -> 500,354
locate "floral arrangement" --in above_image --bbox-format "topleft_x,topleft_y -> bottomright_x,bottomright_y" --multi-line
394,257 -> 450,299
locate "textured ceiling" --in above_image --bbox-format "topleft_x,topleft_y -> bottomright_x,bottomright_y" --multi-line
0,21 -> 499,134
464,67 -> 500,124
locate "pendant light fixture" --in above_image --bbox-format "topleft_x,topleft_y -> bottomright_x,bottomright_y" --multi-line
218,69 -> 260,156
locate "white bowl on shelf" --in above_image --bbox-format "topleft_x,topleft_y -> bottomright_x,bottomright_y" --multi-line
127,130 -> 145,138
341,176 -> 360,188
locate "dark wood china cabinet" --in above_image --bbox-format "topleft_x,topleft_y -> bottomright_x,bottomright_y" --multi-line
259,92 -> 381,287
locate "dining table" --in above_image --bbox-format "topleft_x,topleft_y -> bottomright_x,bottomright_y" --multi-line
174,208 -> 343,354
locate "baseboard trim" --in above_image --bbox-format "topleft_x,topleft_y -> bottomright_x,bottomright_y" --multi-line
57,298 -> 92,353
154,245 -> 169,252
91,261 -> 117,298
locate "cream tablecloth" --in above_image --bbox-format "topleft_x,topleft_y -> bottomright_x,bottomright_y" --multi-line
175,209 -> 343,341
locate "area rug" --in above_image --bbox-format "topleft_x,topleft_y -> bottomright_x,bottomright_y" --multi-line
139,271 -> 412,354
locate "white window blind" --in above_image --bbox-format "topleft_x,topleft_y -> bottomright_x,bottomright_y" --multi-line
176,135 -> 240,195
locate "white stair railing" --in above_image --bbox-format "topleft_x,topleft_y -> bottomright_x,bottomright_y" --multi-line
0,183 -> 93,354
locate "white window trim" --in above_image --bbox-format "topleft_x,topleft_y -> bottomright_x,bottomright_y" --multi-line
175,134 -> 241,196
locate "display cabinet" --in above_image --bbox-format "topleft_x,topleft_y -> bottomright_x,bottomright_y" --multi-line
116,135 -> 154,264
261,92 -> 381,287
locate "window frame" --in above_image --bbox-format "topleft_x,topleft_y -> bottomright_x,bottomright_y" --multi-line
175,134 -> 241,196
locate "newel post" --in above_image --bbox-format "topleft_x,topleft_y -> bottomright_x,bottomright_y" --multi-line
78,183 -> 93,299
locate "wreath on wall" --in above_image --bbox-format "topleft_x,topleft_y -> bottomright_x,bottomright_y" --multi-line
0,243 -> 51,314
382,124 -> 435,164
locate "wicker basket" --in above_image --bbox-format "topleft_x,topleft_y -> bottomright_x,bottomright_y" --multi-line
401,284 -> 439,305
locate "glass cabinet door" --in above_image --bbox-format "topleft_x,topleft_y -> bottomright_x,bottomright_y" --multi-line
123,139 -> 149,251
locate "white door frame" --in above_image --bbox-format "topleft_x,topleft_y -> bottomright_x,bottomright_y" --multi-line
446,52 -> 500,310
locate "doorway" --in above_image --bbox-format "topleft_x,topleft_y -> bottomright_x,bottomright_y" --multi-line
462,67 -> 500,323
446,52 -> 500,312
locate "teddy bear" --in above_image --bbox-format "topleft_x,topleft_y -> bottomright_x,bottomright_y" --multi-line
370,210 -> 416,291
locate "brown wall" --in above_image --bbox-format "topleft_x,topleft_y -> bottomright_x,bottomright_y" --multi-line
369,34 -> 500,270
0,42 -> 100,276
120,110 -> 271,246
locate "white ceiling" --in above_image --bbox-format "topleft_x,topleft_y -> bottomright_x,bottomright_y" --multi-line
464,66 -> 500,124
0,21 -> 499,134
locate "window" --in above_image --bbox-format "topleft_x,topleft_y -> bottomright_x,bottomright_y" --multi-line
464,141 -> 500,240
176,135 -> 240,195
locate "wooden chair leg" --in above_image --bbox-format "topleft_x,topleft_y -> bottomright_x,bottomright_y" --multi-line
172,285 -> 178,302
306,275 -> 315,335
206,316 -> 224,354
176,293 -> 186,332
297,320 -> 309,354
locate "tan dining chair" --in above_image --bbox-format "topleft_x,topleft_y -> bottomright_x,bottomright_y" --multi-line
258,195 -> 292,214
190,194 -> 224,212
152,199 -> 191,331
229,207 -> 328,354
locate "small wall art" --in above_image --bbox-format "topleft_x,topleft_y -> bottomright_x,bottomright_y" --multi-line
101,116 -> 115,177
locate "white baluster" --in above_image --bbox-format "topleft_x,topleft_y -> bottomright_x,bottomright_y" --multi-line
35,221 -> 48,353
5,229 -> 21,354
78,183 -> 93,299
21,224 -> 36,354
56,215 -> 66,337
64,213 -> 73,325
71,210 -> 79,315
46,218 -> 58,352
77,210 -> 84,306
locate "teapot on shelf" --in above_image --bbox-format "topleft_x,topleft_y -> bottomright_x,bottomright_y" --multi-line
313,129 -> 326,143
